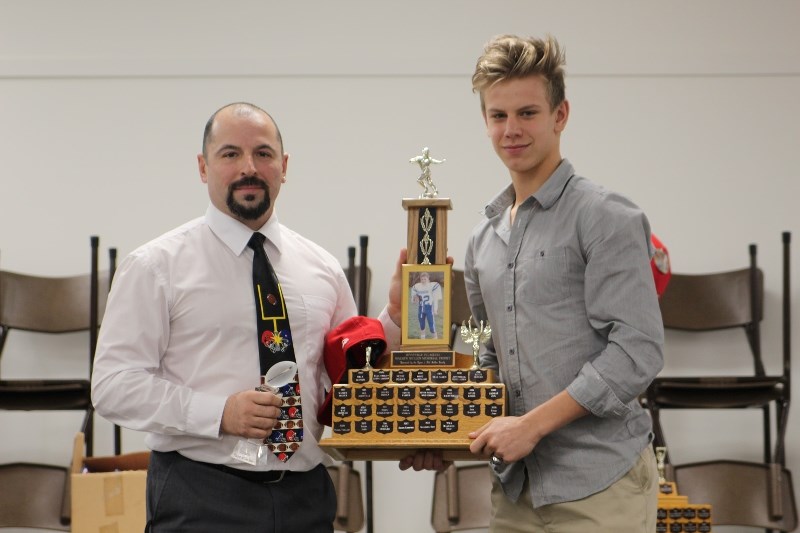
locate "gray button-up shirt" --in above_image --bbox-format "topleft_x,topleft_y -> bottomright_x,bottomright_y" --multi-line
464,159 -> 664,507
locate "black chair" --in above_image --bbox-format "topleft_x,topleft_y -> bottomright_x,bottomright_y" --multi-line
345,237 -> 372,318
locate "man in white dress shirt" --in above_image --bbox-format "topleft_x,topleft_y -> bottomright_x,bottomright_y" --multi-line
92,102 -> 403,532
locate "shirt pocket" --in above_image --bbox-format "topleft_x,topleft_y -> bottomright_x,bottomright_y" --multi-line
296,294 -> 336,367
517,247 -> 570,305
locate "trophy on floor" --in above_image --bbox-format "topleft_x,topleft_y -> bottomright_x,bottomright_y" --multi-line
654,447 -> 713,532
319,147 -> 506,462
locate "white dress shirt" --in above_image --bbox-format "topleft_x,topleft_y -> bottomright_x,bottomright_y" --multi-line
92,204 -> 399,471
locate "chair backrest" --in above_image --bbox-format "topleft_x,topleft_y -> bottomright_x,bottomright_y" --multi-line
659,267 -> 763,331
431,463 -> 492,533
0,463 -> 70,530
449,269 -> 471,349
658,242 -> 767,376
0,270 -> 109,334
327,464 -> 364,533
672,460 -> 798,531
345,239 -> 371,316
450,269 -> 471,326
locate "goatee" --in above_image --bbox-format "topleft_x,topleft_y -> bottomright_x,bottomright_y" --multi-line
227,176 -> 270,220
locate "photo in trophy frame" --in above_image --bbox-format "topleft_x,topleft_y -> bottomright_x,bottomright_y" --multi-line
401,263 -> 452,348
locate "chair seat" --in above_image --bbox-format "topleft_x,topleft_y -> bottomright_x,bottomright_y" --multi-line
650,376 -> 784,408
0,379 -> 91,410
671,459 -> 797,530
432,463 -> 492,532
0,463 -> 70,530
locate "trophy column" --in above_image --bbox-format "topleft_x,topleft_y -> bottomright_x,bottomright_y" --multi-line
403,198 -> 452,266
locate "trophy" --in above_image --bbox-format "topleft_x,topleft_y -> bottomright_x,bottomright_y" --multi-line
231,361 -> 297,465
653,446 -> 714,530
318,147 -> 505,462
461,317 -> 492,370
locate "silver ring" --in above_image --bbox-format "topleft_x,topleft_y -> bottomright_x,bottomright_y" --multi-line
491,455 -> 503,466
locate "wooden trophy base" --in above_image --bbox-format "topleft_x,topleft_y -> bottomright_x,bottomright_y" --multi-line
656,481 -> 712,532
319,352 -> 505,461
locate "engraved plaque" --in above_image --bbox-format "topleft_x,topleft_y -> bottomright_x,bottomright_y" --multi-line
333,421 -> 351,434
355,388 -> 373,401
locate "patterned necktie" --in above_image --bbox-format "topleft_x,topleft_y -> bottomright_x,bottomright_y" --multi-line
248,232 -> 303,462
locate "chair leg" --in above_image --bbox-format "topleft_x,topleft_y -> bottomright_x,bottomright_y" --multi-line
762,403 -> 772,464
649,405 -> 670,463
775,401 -> 789,466
81,408 -> 94,457
114,424 -> 122,455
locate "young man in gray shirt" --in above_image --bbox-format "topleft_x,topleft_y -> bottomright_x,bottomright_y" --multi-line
464,34 -> 664,532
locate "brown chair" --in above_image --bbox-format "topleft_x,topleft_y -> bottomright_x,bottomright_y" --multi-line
645,232 -> 793,530
340,237 -> 370,532
0,236 -> 112,527
0,462 -> 70,530
0,236 -> 112,455
645,233 -> 791,468
327,463 -> 365,533
669,460 -> 797,531
431,463 -> 492,532
449,269 -> 471,349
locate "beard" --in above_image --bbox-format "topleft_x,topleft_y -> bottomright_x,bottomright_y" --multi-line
227,176 -> 270,220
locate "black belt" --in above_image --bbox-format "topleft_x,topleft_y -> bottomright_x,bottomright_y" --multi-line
156,451 -> 292,484
205,461 -> 291,484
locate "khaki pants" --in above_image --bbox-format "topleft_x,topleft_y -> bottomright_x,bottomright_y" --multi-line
490,447 -> 657,533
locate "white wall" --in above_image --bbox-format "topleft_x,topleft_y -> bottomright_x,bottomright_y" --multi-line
1,1 -> 798,531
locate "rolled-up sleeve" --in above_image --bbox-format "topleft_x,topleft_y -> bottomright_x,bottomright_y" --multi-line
566,194 -> 664,417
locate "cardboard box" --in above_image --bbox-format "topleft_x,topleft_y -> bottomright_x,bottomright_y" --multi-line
70,433 -> 149,533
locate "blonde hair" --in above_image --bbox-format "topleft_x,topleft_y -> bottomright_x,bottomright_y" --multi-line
472,34 -> 566,111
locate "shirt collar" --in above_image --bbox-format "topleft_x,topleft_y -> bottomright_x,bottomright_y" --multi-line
204,203 -> 283,256
484,158 -> 576,219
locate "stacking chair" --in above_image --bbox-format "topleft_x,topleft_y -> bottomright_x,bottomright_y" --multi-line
669,459 -> 797,531
345,237 -> 372,318
327,236 -> 371,533
0,236 -> 112,528
0,462 -> 70,530
431,463 -> 492,532
646,233 -> 791,464
327,463 -> 365,533
436,271 -> 491,533
646,232 -> 794,529
449,269 -> 471,349
0,236 -> 110,455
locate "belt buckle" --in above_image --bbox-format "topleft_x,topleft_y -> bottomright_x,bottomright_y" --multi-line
264,470 -> 286,484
